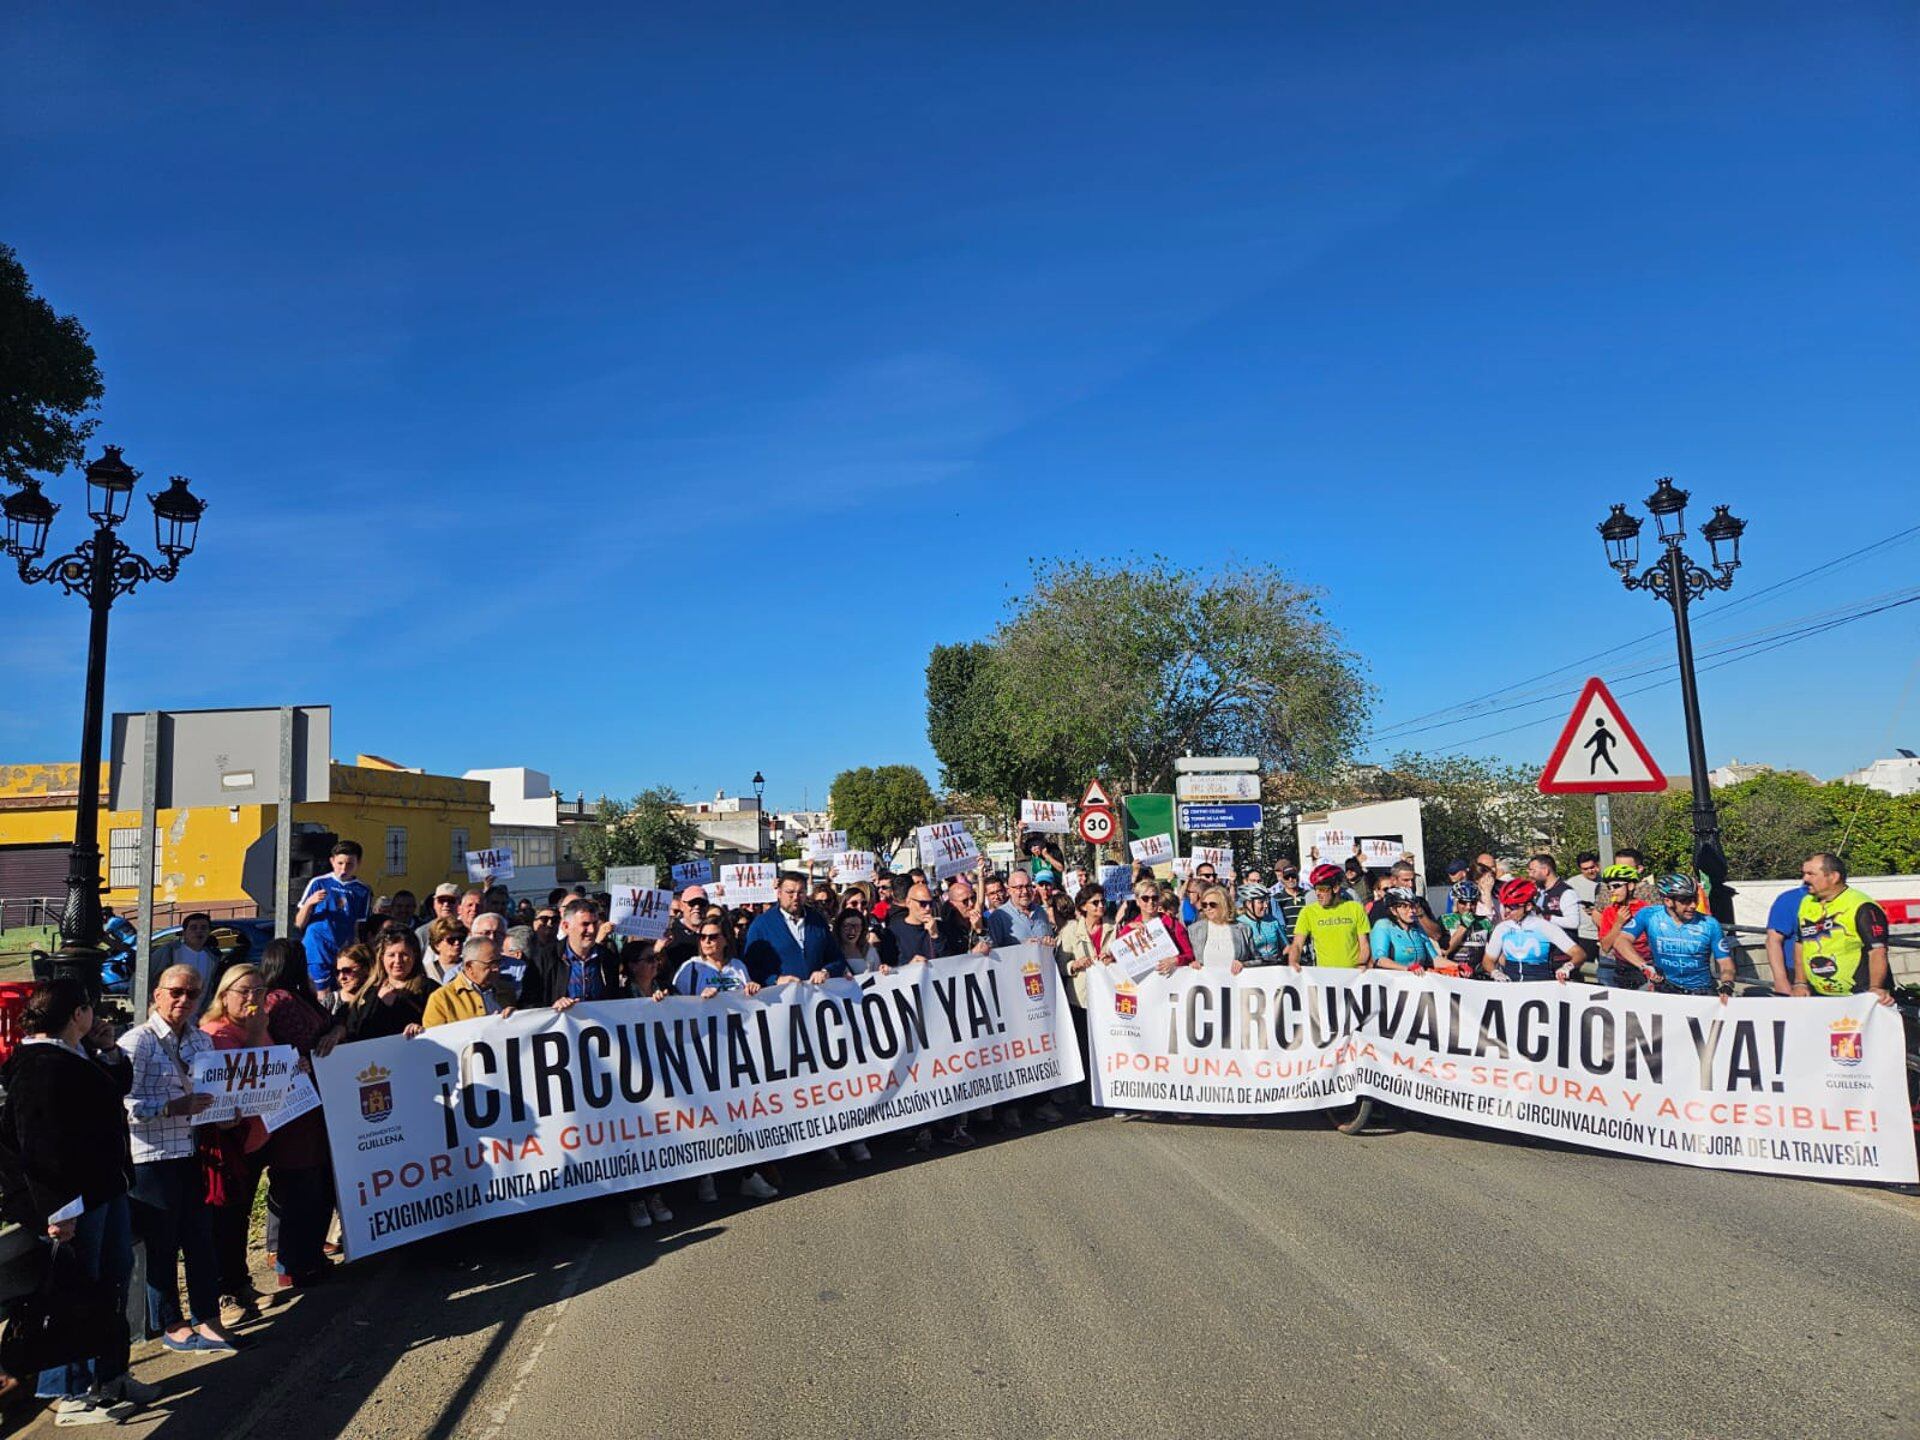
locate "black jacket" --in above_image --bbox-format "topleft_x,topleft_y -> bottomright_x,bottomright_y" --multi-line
518,942 -> 621,1009
0,1041 -> 134,1225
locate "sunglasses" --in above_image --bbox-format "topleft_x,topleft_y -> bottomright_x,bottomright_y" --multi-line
699,932 -> 724,941
160,985 -> 201,998
334,967 -> 363,979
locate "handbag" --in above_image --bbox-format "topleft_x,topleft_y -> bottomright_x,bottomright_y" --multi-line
0,1239 -> 124,1378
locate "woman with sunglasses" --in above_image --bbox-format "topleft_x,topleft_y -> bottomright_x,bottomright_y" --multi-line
424,916 -> 466,985
1187,885 -> 1252,974
833,908 -> 886,976
672,924 -> 787,1202
345,926 -> 431,1042
1118,878 -> 1193,975
1369,888 -> 1440,972
325,942 -> 373,1015
200,963 -> 273,1322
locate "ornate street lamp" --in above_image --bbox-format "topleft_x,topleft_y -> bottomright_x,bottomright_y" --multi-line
1595,478 -> 1746,922
751,770 -> 766,860
4,446 -> 207,992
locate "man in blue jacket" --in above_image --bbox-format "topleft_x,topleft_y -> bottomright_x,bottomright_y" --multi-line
743,872 -> 845,986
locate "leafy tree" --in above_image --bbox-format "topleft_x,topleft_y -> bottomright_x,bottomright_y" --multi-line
575,786 -> 701,881
828,765 -> 939,855
1825,783 -> 1920,876
1,244 -> 104,486
927,558 -> 1371,805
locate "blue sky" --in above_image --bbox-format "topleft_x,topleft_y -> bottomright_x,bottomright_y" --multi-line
3,2 -> 1915,810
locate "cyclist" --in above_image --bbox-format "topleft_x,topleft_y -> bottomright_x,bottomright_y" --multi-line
1792,852 -> 1894,1004
1235,884 -> 1288,966
1438,880 -> 1492,976
1608,872 -> 1735,998
1369,888 -> 1439,971
1593,863 -> 1651,989
1484,878 -> 1585,982
1287,864 -> 1372,970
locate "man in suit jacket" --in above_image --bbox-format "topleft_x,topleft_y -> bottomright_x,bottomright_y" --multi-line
744,872 -> 845,986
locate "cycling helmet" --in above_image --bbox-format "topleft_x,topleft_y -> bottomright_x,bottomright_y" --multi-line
1239,883 -> 1270,904
1449,880 -> 1477,910
1654,872 -> 1698,902
1308,863 -> 1344,888
1383,887 -> 1418,907
1496,878 -> 1537,909
1600,863 -> 1641,884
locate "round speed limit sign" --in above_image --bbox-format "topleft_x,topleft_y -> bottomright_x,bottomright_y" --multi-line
1077,806 -> 1115,844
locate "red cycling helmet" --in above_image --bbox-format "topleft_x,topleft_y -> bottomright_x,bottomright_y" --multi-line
1308,863 -> 1344,888
1497,878 -> 1538,909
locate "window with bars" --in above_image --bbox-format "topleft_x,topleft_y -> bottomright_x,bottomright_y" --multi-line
385,826 -> 408,876
518,833 -> 555,868
450,828 -> 469,871
108,828 -> 145,888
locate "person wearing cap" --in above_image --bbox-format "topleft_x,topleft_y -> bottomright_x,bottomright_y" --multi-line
1442,860 -> 1471,912
416,882 -> 460,955
1235,884 -> 1286,965
1287,865 -> 1372,970
1485,879 -> 1585,982
1271,864 -> 1310,952
1031,865 -> 1065,922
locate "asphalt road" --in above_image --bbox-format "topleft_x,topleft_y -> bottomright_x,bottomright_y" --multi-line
18,1111 -> 1918,1440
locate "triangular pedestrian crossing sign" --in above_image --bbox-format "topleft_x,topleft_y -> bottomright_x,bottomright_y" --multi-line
1537,677 -> 1667,794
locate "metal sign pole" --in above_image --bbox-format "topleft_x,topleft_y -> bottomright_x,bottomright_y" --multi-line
1594,793 -> 1614,868
133,710 -> 159,1008
274,706 -> 294,938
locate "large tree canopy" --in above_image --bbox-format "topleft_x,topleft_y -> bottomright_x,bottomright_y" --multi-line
927,557 -> 1372,803
827,765 -> 939,855
576,787 -> 702,881
1,243 -> 104,486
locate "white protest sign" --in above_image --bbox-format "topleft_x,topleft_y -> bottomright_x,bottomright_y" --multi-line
804,829 -> 848,861
604,865 -> 657,889
670,859 -> 714,890
1192,845 -> 1234,873
1129,832 -> 1174,865
466,847 -> 515,882
1110,922 -> 1179,983
1309,827 -> 1352,861
191,1045 -> 301,1124
610,886 -> 674,939
262,1070 -> 322,1133
1169,857 -> 1196,882
1020,800 -> 1072,834
1063,868 -> 1088,896
830,850 -> 875,885
1100,865 -> 1134,904
915,821 -> 980,881
720,863 -> 778,905
1359,837 -> 1404,869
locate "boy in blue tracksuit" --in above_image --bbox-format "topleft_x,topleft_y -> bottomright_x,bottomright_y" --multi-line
296,839 -> 373,997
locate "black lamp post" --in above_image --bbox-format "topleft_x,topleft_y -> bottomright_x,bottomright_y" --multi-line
3,447 -> 207,991
1596,478 -> 1745,922
751,770 -> 766,860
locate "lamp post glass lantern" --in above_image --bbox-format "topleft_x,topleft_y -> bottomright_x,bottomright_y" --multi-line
1595,477 -> 1745,923
3,447 -> 207,991
751,770 -> 766,859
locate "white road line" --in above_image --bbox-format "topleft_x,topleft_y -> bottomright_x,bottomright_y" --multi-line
476,1237 -> 600,1440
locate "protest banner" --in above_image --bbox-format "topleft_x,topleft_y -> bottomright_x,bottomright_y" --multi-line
671,859 -> 714,889
1110,923 -> 1180,984
804,829 -> 848,861
1129,832 -> 1173,865
1308,827 -> 1351,861
466,847 -> 515,883
1099,865 -> 1133,904
1191,845 -> 1233,872
191,1044 -> 301,1124
263,1071 -> 323,1133
605,865 -> 657,889
1084,967 -> 1917,1184
1358,837 -> 1403,869
830,850 -> 875,885
1062,867 -> 1088,896
719,863 -> 778,904
315,949 -> 1083,1257
1169,857 -> 1195,883
915,821 -> 980,881
1020,800 -> 1072,834
610,885 -> 674,939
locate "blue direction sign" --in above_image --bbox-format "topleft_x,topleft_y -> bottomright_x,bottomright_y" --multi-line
1177,803 -> 1263,831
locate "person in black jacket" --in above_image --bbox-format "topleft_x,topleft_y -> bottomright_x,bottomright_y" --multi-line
0,977 -> 159,1416
517,898 -> 620,1009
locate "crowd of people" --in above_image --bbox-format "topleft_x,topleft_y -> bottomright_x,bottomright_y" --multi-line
0,835 -> 1895,1425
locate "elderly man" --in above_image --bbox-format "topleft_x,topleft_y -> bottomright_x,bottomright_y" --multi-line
416,882 -> 460,954
985,869 -> 1055,946
743,872 -> 843,986
424,935 -> 515,1027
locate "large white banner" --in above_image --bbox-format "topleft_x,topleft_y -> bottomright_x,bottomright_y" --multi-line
1085,967 -> 1916,1184
316,948 -> 1081,1257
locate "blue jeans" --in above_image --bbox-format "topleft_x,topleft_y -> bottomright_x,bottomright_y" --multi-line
35,1193 -> 133,1400
129,1158 -> 220,1334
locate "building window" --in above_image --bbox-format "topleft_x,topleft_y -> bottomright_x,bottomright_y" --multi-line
385,826 -> 408,876
518,832 -> 554,868
108,828 -> 144,888
450,827 -> 469,871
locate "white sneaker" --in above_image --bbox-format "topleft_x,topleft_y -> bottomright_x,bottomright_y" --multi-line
625,1198 -> 652,1229
646,1193 -> 673,1223
848,1141 -> 872,1162
55,1397 -> 128,1427
739,1172 -> 779,1201
695,1175 -> 718,1204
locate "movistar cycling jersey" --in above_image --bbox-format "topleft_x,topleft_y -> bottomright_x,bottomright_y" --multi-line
1487,915 -> 1578,976
1619,907 -> 1730,992
1795,888 -> 1889,995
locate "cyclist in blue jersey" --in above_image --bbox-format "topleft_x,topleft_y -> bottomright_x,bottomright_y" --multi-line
1483,879 -> 1585,982
1369,888 -> 1439,971
1609,873 -> 1735,999
1236,885 -> 1288,965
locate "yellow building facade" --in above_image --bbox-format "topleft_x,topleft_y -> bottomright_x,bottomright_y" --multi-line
0,756 -> 490,927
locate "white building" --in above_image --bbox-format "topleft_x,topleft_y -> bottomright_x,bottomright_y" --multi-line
1835,750 -> 1920,796
675,790 -> 767,864
1707,757 -> 1776,788
463,767 -> 565,898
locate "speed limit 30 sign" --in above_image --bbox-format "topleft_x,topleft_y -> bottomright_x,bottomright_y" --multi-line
1078,806 -> 1115,844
